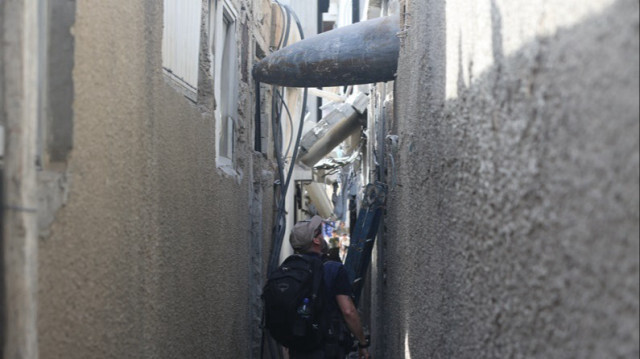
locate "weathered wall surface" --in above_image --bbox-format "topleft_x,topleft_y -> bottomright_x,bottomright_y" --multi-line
382,0 -> 639,357
37,1 -> 273,358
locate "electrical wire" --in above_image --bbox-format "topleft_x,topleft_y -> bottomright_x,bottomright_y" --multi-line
268,1 -> 306,277
275,89 -> 295,162
268,89 -> 308,275
262,3 -> 290,357
260,4 -> 307,359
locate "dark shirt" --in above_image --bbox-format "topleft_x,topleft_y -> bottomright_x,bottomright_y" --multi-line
322,260 -> 353,318
301,254 -> 353,317
291,255 -> 352,359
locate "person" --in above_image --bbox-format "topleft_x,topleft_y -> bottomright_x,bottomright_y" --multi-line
288,216 -> 371,359
326,246 -> 342,263
339,234 -> 350,262
328,231 -> 340,250
336,221 -> 348,236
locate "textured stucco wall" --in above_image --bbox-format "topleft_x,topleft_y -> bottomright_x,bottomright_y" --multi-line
37,1 -> 273,358
382,0 -> 639,357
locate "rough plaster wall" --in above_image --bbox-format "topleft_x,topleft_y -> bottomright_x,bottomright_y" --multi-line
38,0 -> 271,358
0,0 -> 5,344
383,0 -> 639,357
0,1 -> 4,129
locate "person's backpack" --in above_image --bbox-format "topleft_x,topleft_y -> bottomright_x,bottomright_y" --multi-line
262,254 -> 326,352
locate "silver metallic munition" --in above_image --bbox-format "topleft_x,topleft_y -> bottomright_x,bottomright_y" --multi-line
252,15 -> 400,87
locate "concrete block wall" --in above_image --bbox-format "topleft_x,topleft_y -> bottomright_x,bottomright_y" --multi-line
381,0 -> 639,357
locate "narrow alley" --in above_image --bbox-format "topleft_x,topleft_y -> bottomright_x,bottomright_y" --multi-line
1,0 -> 638,358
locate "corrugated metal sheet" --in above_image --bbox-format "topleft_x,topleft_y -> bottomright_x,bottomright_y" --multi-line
162,0 -> 201,90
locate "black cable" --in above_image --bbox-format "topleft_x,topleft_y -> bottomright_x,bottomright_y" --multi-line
272,87 -> 286,189
274,0 -> 287,50
267,4 -> 307,277
268,88 -> 308,274
255,81 -> 262,151
261,5 -> 308,358
267,1 -> 306,273
283,4 -> 304,37
262,3 -> 290,357
266,97 -> 286,359
275,89 -> 295,163
281,3 -> 292,49
272,4 -> 291,154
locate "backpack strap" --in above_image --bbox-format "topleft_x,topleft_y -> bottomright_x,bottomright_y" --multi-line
310,256 -> 324,303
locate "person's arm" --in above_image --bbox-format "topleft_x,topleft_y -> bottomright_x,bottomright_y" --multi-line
336,294 -> 370,358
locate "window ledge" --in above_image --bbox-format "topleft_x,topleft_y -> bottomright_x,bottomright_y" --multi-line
162,69 -> 197,103
216,162 -> 243,182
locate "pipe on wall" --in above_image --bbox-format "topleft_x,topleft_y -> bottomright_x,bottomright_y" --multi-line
2,0 -> 41,357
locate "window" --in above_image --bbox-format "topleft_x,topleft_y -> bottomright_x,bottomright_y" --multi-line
35,0 -> 75,167
162,0 -> 202,100
211,0 -> 238,168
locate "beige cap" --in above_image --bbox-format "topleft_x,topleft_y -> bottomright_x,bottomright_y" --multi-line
289,215 -> 324,252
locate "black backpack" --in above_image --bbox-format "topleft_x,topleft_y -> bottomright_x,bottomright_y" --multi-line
262,254 -> 326,352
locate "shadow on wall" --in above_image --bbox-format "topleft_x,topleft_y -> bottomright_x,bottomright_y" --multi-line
392,0 -> 639,358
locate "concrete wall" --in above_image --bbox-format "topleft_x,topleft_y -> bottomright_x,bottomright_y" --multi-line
36,1 -> 274,358
381,0 -> 639,357
46,0 -> 75,163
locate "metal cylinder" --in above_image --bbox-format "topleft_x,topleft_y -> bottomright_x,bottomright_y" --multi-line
253,15 -> 400,87
298,104 -> 363,167
306,182 -> 334,219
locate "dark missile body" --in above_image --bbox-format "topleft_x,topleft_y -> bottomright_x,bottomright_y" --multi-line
253,15 -> 400,87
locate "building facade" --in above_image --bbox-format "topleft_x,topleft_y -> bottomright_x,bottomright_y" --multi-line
378,0 -> 639,357
2,0 -> 278,357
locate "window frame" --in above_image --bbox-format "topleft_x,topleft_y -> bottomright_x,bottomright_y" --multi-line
211,0 -> 239,169
162,0 -> 202,101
